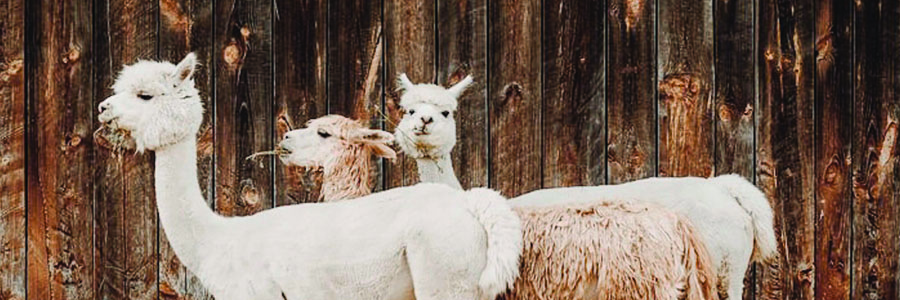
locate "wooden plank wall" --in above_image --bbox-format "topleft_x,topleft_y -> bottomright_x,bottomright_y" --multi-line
6,0 -> 899,299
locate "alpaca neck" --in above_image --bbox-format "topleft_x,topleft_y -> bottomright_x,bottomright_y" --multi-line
153,137 -> 222,269
415,155 -> 462,190
321,145 -> 374,201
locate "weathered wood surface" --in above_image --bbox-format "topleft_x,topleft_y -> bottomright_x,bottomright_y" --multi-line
606,0 -> 656,183
0,0 -> 25,298
756,0 -> 817,299
274,0 -> 327,206
815,0 -> 854,298
11,1 -> 900,299
327,0 -> 383,191
488,0 -> 542,196
385,0 -> 435,189
158,0 -> 214,298
437,0 -> 488,189
541,0 -> 605,187
657,0 -> 714,178
852,0 -> 900,298
214,0 -> 274,216
25,1 -> 94,299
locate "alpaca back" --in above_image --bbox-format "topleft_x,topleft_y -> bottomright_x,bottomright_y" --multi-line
499,201 -> 718,300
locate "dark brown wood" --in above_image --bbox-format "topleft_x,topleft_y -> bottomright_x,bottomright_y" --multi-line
92,0 -> 159,299
606,0 -> 656,184
437,0 -> 488,189
384,0 -> 435,189
852,0 -> 900,298
756,0 -> 817,299
214,0 -> 274,216
327,0 -> 383,191
541,0 -> 605,187
657,0 -> 714,177
25,1 -> 94,299
0,0 -> 25,298
488,0 -> 541,197
815,0 -> 854,298
714,0 -> 757,299
158,0 -> 214,298
274,0 -> 328,206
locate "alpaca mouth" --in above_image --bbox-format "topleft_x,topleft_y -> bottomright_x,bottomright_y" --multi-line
413,127 -> 429,136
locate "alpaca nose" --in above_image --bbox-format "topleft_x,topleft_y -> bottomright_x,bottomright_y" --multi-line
98,101 -> 111,113
421,116 -> 433,125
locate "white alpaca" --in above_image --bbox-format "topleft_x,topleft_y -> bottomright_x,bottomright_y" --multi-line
393,73 -> 778,299
95,54 -> 523,300
280,77 -> 720,299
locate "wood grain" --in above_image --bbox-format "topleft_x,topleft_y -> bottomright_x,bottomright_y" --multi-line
326,0 -> 383,191
0,0 -> 25,298
26,1 -> 94,299
384,0 -> 435,189
657,0 -> 714,178
214,0 -> 274,216
815,0 -> 854,298
437,0 -> 488,189
158,0 -> 214,298
488,0 -> 541,197
274,0 -> 327,206
92,0 -> 159,298
541,0 -> 605,188
852,0 -> 900,298
757,0 -> 816,299
607,0 -> 656,183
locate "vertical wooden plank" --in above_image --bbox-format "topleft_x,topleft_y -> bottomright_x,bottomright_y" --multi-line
757,0 -> 816,299
541,0 -> 605,187
158,0 -> 214,298
815,0 -> 853,298
852,0 -> 900,298
384,0 -> 435,189
657,0 -> 714,177
714,0 -> 756,298
26,0 -> 94,299
326,0 -> 383,190
274,0 -> 327,205
214,0 -> 273,216
488,0 -> 541,196
93,0 -> 159,298
437,0 -> 488,189
0,0 -> 25,298
606,0 -> 656,184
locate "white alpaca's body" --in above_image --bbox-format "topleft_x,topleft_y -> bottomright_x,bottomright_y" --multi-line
512,175 -> 778,299
98,55 -> 523,300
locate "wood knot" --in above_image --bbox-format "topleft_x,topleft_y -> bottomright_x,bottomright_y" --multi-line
223,44 -> 243,67
659,73 -> 701,104
240,181 -> 261,208
241,26 -> 252,39
62,47 -> 81,64
500,82 -> 524,105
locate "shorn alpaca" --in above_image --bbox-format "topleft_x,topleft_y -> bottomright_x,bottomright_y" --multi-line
95,54 -> 523,300
279,115 -> 398,201
281,75 -> 719,299
393,73 -> 777,299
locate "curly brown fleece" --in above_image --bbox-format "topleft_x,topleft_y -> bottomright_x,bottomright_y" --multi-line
498,201 -> 719,300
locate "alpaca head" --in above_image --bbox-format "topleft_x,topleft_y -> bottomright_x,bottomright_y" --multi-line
278,115 -> 396,169
97,53 -> 203,152
393,74 -> 473,159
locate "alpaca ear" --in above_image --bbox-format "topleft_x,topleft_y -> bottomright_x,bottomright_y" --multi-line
396,73 -> 415,91
353,129 -> 394,144
172,52 -> 198,83
369,143 -> 397,160
447,75 -> 474,99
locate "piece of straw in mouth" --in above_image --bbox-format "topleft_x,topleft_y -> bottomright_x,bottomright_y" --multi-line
246,149 -> 289,161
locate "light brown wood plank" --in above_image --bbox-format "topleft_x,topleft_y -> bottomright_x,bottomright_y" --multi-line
1,0 -> 25,298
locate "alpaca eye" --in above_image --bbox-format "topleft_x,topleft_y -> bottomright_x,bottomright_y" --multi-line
441,111 -> 450,117
138,94 -> 153,101
317,129 -> 331,138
